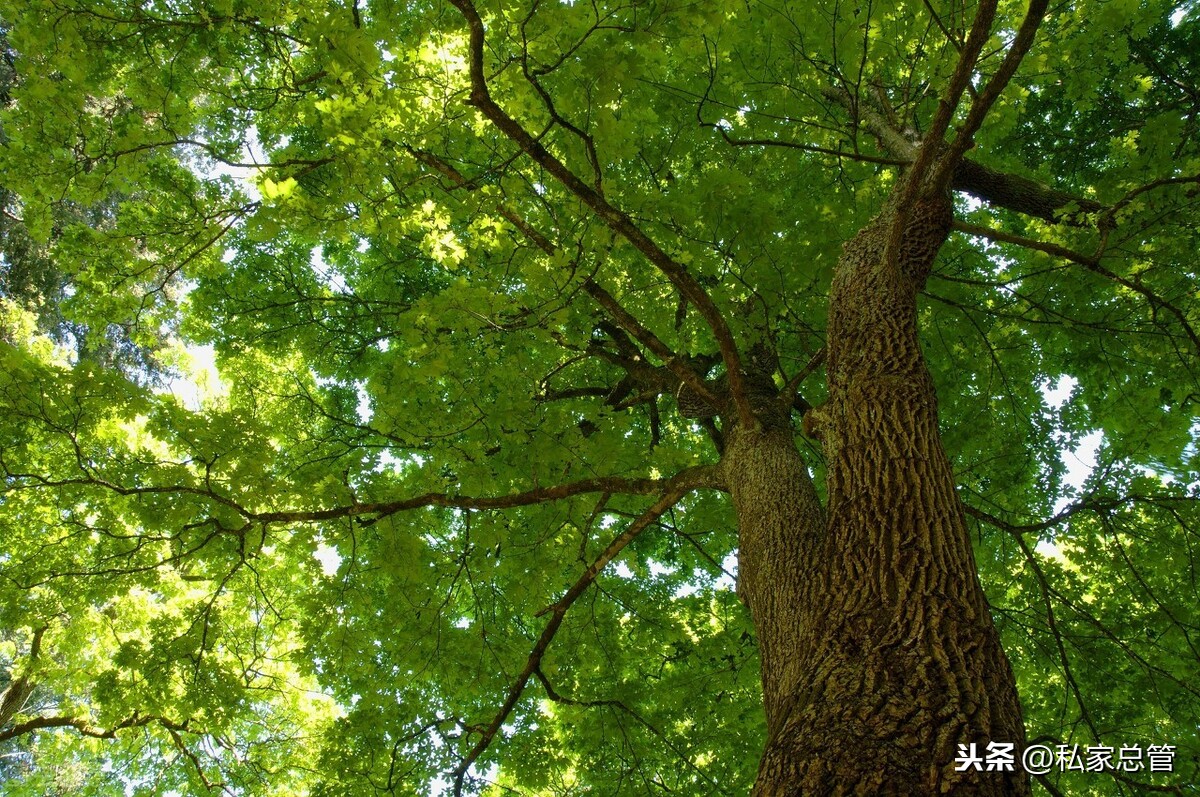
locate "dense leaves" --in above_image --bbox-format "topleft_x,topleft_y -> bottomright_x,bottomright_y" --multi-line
0,0 -> 1197,794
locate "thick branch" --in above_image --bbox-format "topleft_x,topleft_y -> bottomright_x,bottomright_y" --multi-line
823,86 -> 1103,224
0,626 -> 46,730
935,0 -> 1051,186
0,712 -> 176,743
953,159 -> 1104,224
448,0 -> 757,428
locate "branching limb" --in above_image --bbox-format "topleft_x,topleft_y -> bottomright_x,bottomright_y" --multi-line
165,721 -> 232,795
898,0 -> 998,204
450,484 -> 696,795
583,281 -> 723,410
405,146 -> 719,411
775,346 -> 826,412
823,87 -> 1105,225
954,220 -> 1200,354
0,711 -> 185,743
517,6 -> 605,192
448,0 -> 757,428
933,0 -> 1051,187
1104,172 -> 1200,227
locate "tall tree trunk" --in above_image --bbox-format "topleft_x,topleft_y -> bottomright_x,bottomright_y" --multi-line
729,189 -> 1030,795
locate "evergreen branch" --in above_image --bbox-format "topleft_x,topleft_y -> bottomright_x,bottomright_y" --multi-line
450,486 -> 691,795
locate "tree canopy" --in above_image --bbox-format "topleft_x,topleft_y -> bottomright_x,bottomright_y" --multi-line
0,0 -> 1197,794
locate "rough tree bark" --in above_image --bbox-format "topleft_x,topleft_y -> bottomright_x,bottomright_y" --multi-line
728,187 -> 1029,795
444,1 -> 1051,789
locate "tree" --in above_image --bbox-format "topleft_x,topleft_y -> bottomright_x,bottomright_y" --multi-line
0,0 -> 1197,794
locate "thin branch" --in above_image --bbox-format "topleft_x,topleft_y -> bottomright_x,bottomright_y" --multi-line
5,461 -> 725,527
533,669 -> 731,795
254,468 -> 723,524
1104,172 -> 1200,227
921,0 -> 962,52
165,722 -> 231,794
702,127 -> 906,166
953,221 -> 1200,354
776,346 -> 826,411
451,485 -> 693,794
963,492 -> 1194,537
952,220 -> 1098,266
1011,534 -> 1103,741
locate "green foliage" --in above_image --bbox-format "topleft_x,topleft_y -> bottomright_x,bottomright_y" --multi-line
0,0 -> 1197,794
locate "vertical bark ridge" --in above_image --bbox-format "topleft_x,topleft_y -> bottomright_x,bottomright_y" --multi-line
738,191 -> 1028,795
724,420 -> 825,742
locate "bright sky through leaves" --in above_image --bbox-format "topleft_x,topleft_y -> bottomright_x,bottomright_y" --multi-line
1,0 -> 1197,793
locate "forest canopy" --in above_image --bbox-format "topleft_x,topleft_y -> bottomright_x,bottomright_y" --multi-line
0,0 -> 1198,794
